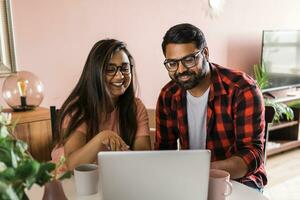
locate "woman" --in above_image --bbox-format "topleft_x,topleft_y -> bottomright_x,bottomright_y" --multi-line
52,39 -> 151,170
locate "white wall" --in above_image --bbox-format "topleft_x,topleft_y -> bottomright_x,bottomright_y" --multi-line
1,0 -> 300,109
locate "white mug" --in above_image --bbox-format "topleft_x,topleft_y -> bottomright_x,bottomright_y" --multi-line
74,163 -> 99,196
208,169 -> 232,200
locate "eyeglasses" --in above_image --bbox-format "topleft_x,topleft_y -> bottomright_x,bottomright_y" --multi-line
105,63 -> 132,76
163,51 -> 202,72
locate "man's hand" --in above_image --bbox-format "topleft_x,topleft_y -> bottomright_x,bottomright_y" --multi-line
210,156 -> 248,179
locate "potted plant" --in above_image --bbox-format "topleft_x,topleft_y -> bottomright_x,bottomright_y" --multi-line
253,63 -> 294,122
0,107 -> 71,200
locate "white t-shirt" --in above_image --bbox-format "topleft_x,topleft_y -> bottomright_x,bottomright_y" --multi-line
187,88 -> 210,149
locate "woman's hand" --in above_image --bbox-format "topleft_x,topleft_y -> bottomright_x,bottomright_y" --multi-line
63,130 -> 129,170
98,130 -> 129,151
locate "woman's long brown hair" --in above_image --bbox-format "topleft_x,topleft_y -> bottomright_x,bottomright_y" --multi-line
56,39 -> 138,148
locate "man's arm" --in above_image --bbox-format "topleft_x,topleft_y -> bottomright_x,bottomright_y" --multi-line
212,85 -> 265,179
211,156 -> 248,179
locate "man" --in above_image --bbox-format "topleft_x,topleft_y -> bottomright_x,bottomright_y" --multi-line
155,23 -> 266,190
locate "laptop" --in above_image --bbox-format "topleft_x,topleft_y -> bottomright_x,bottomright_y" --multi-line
97,150 -> 211,200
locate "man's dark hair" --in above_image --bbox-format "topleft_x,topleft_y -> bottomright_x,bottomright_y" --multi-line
162,23 -> 207,55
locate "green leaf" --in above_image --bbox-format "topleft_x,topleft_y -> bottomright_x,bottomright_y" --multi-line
0,182 -> 20,200
0,126 -> 9,138
35,162 -> 55,186
14,183 -> 26,199
0,167 -> 16,180
25,176 -> 37,189
10,148 -> 18,168
58,171 -> 72,181
265,99 -> 294,122
15,140 -> 28,155
0,147 -> 12,166
0,136 -> 12,147
253,63 -> 269,89
16,160 -> 40,180
0,161 -> 7,172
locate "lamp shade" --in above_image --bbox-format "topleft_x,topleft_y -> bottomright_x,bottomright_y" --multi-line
2,71 -> 44,111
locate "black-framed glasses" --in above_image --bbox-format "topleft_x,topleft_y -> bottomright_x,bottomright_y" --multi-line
105,63 -> 132,76
164,51 -> 202,72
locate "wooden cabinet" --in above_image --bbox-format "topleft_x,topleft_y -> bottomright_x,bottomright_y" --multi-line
264,88 -> 300,157
4,107 -> 52,161
267,107 -> 300,156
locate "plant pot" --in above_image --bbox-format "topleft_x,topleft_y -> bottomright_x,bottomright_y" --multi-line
42,180 -> 67,200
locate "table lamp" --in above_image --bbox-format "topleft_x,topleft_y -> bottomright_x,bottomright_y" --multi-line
2,71 -> 44,111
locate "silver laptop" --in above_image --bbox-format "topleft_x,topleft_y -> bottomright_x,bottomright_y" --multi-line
98,150 -> 211,200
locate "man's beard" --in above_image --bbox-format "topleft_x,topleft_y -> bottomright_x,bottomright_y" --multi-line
171,59 -> 209,90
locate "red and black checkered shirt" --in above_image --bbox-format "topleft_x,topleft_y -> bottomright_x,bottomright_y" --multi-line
155,63 -> 267,188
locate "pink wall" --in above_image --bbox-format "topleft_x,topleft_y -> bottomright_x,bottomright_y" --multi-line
1,0 -> 300,109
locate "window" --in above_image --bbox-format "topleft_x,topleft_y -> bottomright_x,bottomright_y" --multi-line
0,0 -> 16,76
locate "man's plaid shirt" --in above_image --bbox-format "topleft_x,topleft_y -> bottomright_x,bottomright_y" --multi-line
155,63 -> 267,188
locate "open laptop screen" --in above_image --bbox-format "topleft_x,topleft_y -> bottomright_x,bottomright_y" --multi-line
98,150 -> 211,200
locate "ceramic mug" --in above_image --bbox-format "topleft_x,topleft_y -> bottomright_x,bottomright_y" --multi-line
74,163 -> 99,196
208,169 -> 232,200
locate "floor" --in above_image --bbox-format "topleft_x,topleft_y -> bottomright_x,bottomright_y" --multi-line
264,148 -> 300,200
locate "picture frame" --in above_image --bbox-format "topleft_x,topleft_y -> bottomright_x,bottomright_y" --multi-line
0,0 -> 16,76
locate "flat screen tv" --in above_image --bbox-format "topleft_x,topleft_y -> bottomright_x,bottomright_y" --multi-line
261,30 -> 300,92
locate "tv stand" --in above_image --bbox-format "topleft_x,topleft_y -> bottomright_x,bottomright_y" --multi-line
286,91 -> 300,96
264,87 -> 300,157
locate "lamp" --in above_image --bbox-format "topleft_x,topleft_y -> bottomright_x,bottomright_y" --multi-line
2,71 -> 44,111
17,79 -> 29,107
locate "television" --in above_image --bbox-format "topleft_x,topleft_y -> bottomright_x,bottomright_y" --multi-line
261,30 -> 300,92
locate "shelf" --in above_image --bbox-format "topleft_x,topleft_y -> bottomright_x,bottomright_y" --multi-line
263,90 -> 300,157
269,120 -> 299,131
273,95 -> 300,103
267,140 -> 300,157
